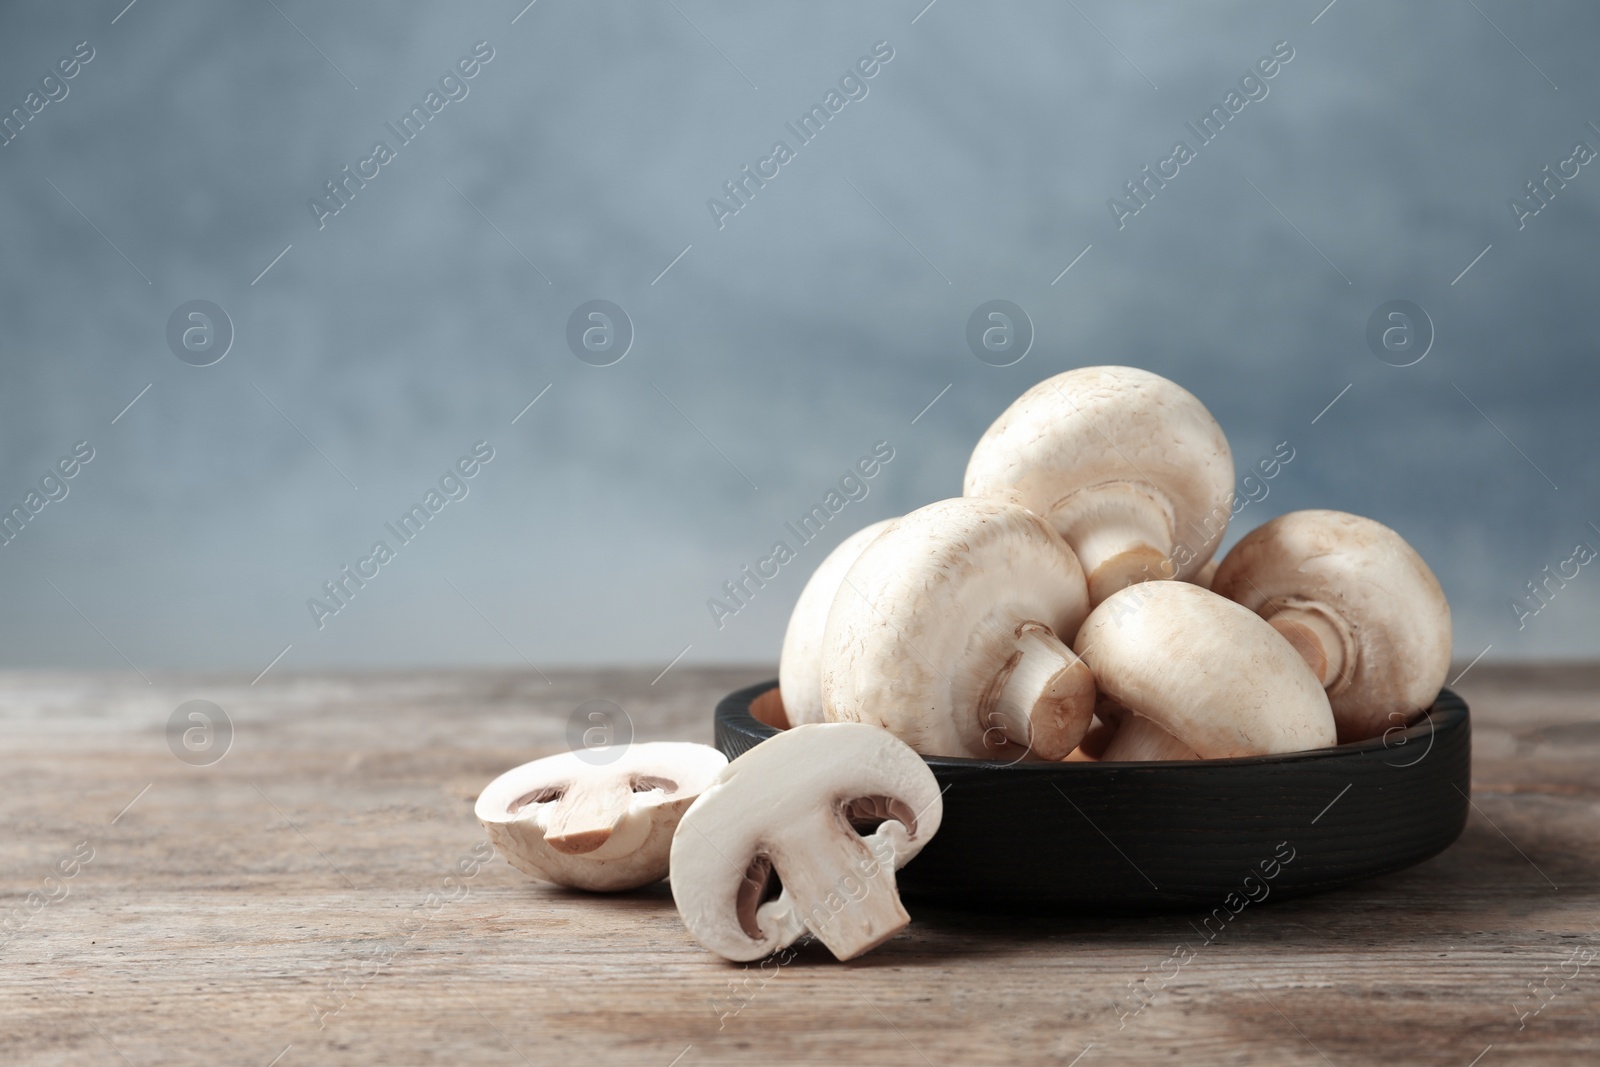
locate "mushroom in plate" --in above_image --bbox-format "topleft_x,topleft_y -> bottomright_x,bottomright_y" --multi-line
777,519 -> 897,728
670,722 -> 942,962
1211,509 -> 1452,744
1074,580 -> 1336,761
821,497 -> 1095,760
1186,559 -> 1220,590
1064,696 -> 1147,761
964,366 -> 1235,605
476,742 -> 728,891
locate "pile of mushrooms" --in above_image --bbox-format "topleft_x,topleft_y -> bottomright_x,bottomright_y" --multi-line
476,365 -> 1452,965
779,365 -> 1451,767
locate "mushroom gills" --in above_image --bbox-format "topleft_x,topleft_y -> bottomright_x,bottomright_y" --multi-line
844,795 -> 919,837
737,854 -> 783,940
509,784 -> 565,813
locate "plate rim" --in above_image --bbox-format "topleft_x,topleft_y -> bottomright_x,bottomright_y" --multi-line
715,678 -> 1468,771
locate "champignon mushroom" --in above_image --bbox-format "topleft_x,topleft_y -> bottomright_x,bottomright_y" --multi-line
670,722 -> 942,962
1210,509 -> 1452,744
1186,559 -> 1220,590
778,519 -> 897,728
964,366 -> 1234,606
821,497 -> 1095,760
1074,580 -> 1336,761
476,742 -> 727,891
1063,697 -> 1129,762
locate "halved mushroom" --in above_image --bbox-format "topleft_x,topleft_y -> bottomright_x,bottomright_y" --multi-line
1211,509 -> 1452,744
964,366 -> 1234,605
821,497 -> 1095,760
670,722 -> 942,962
778,519 -> 897,728
1074,580 -> 1336,761
475,743 -> 727,891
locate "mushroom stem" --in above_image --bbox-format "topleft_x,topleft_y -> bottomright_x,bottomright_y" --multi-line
773,817 -> 910,961
1050,483 -> 1176,605
544,777 -> 634,855
1263,603 -> 1350,691
1100,715 -> 1200,762
981,624 -> 1096,760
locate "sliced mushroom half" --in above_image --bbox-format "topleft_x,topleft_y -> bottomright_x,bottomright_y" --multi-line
670,722 -> 942,962
476,742 -> 727,891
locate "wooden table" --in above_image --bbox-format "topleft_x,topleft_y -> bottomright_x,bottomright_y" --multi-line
2,665 -> 1596,1065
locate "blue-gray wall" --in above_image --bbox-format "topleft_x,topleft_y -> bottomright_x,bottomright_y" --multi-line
1,0 -> 1595,674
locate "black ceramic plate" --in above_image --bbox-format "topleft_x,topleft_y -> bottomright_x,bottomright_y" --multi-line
714,681 -> 1470,909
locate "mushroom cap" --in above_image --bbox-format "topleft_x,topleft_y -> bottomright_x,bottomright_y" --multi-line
778,519 -> 897,727
1073,581 -> 1336,757
670,722 -> 942,962
475,742 -> 727,892
1211,509 -> 1453,742
820,497 -> 1091,758
962,366 -> 1234,581
1187,559 -> 1220,590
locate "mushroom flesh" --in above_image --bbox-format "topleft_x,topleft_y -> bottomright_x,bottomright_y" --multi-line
670,722 -> 942,961
476,742 -> 728,891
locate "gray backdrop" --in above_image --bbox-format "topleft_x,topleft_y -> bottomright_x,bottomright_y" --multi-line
1,0 -> 1595,675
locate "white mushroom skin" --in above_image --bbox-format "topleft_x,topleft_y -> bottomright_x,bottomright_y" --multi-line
1186,559 -> 1220,590
475,743 -> 727,892
1099,715 -> 1201,762
1074,581 -> 1336,761
822,498 -> 1095,760
1072,696 -> 1200,761
1211,509 -> 1453,744
963,366 -> 1235,606
778,519 -> 897,727
671,722 -> 942,962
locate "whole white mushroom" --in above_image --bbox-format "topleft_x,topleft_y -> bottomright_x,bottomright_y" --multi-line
1211,509 -> 1452,743
777,519 -> 897,727
822,497 -> 1095,760
1075,581 -> 1337,761
965,366 -> 1234,605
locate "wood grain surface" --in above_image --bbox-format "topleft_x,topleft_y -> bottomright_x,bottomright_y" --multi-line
1,664 -> 1596,1066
